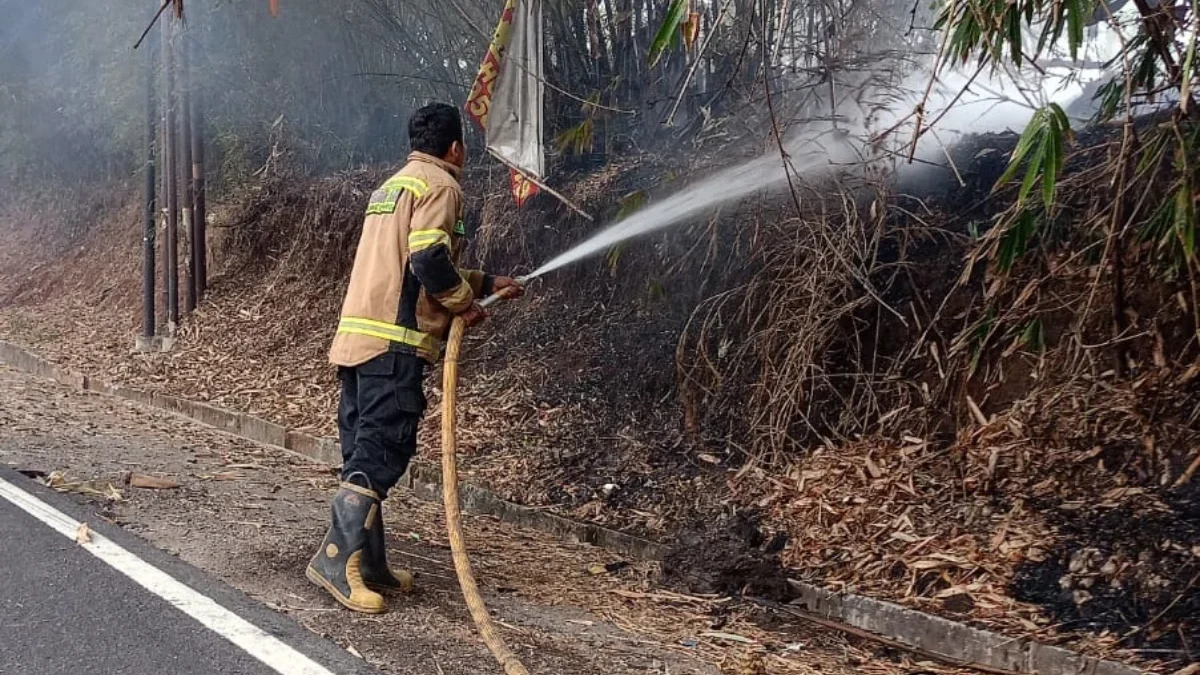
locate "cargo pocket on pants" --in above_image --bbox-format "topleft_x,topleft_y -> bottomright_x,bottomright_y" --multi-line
390,352 -> 428,416
355,353 -> 422,479
357,353 -> 424,415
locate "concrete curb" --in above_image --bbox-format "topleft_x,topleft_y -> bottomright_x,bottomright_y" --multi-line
787,580 -> 1144,675
0,339 -> 1152,675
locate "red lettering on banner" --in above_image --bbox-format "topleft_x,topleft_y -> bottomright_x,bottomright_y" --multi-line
465,0 -> 519,130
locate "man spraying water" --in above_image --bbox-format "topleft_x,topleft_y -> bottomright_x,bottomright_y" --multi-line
308,103 -> 524,614
308,98 -> 843,617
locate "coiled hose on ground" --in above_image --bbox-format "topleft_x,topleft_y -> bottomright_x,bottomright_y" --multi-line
441,312 -> 531,675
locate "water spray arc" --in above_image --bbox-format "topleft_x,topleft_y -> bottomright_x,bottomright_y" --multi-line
523,137 -> 838,281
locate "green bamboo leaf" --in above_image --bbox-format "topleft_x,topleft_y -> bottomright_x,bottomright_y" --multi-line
993,29 -> 1008,62
1042,121 -> 1059,208
997,108 -> 1047,188
1048,102 -> 1070,131
1052,107 -> 1067,153
1066,0 -> 1084,59
1096,78 -> 1125,121
951,18 -> 975,63
1181,13 -> 1197,113
1135,43 -> 1160,88
1176,183 -> 1197,260
997,210 -> 1039,272
933,7 -> 951,30
1141,195 -> 1176,248
1048,0 -> 1066,49
1136,130 -> 1169,176
1008,9 -> 1023,65
1036,19 -> 1053,56
1019,139 -> 1047,205
1040,105 -> 1072,208
1019,318 -> 1045,351
648,0 -> 688,67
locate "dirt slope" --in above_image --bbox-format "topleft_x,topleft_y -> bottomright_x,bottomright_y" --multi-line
1,138 -> 1196,673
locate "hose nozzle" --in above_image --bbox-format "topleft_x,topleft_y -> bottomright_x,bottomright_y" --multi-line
477,275 -> 530,309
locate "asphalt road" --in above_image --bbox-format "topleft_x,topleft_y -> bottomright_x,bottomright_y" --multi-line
0,467 -> 374,675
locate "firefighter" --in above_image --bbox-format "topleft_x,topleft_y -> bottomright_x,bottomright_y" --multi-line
307,103 -> 524,613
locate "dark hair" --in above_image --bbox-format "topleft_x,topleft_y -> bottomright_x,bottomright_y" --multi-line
408,103 -> 464,158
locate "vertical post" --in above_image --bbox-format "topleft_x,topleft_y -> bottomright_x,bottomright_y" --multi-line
143,20 -> 158,339
163,14 -> 180,329
192,88 -> 207,298
180,27 -> 196,314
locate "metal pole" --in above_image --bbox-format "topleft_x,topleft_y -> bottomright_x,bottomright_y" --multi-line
163,14 -> 179,328
143,20 -> 157,339
192,90 -> 207,298
180,28 -> 196,314
190,36 -> 207,300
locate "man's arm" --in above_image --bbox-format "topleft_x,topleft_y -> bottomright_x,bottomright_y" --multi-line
406,186 -> 477,314
460,269 -> 495,299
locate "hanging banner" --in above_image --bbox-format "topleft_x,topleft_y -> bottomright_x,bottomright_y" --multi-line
465,0 -> 545,206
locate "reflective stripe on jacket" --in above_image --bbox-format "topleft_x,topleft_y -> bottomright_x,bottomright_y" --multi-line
329,152 -> 492,367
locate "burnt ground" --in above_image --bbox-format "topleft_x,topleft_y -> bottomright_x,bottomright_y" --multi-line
1011,493 -> 1200,651
0,364 -> 978,675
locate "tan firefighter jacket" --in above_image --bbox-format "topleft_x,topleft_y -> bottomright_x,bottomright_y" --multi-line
329,152 -> 492,367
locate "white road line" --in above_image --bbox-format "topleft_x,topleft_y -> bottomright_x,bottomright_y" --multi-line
0,476 -> 341,675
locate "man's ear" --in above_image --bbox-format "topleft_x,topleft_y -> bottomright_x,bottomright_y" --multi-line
448,141 -> 466,167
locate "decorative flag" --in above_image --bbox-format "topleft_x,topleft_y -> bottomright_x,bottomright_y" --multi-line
682,10 -> 701,51
465,0 -> 545,207
509,170 -> 538,207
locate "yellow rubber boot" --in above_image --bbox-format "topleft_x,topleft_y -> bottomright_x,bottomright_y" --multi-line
306,482 -> 386,614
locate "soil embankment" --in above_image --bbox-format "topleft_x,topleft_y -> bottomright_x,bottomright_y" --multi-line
2,136 -> 1196,672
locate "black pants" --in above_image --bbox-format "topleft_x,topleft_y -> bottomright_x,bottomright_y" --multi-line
338,352 -> 427,495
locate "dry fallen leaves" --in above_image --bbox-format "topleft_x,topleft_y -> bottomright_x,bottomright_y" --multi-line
75,522 -> 91,544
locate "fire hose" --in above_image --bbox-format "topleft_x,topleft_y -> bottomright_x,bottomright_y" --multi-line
440,279 -> 531,675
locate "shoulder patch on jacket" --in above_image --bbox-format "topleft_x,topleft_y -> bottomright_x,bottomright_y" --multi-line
365,176 -> 430,215
454,219 -> 466,235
